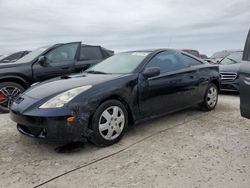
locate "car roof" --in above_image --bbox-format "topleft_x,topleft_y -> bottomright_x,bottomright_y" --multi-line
180,48 -> 199,51
122,48 -> 179,53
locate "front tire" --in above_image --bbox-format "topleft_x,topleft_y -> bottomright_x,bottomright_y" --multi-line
89,100 -> 128,146
200,83 -> 218,111
0,82 -> 24,113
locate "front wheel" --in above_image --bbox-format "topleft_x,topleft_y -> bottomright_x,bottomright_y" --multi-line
89,100 -> 128,146
0,82 -> 24,113
200,83 -> 218,111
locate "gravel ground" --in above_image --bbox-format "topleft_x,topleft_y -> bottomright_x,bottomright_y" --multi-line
0,94 -> 249,188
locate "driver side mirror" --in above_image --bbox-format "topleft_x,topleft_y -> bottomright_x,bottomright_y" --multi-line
142,67 -> 160,78
37,56 -> 46,65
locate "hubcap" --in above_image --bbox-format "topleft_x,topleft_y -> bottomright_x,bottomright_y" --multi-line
98,106 -> 125,140
0,86 -> 21,109
206,86 -> 217,108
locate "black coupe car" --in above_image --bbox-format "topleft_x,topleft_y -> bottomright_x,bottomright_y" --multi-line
10,49 -> 220,146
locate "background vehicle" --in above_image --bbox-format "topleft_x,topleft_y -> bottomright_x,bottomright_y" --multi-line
0,42 -> 113,112
239,29 -> 250,119
0,55 -> 7,60
10,49 -> 220,146
0,51 -> 30,63
200,54 -> 208,59
210,49 -> 242,64
204,59 -> 217,64
219,51 -> 243,91
181,49 -> 201,58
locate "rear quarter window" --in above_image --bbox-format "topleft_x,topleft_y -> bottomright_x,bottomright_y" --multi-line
181,54 -> 204,66
80,46 -> 103,60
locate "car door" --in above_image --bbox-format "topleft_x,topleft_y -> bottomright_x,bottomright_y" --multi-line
138,50 -> 199,117
239,29 -> 250,119
180,53 -> 207,102
32,42 -> 81,82
75,46 -> 105,72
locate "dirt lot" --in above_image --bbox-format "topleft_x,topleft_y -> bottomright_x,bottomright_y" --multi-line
0,94 -> 250,188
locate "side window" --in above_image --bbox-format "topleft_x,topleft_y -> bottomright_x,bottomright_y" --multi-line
146,51 -> 189,73
80,46 -> 103,60
182,54 -> 203,66
243,30 -> 250,61
46,43 -> 78,62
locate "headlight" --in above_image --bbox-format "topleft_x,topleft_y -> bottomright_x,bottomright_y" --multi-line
39,85 -> 92,109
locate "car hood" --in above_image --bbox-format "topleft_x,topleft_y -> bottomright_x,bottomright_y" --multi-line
0,61 -> 25,68
24,73 -> 124,99
219,64 -> 240,73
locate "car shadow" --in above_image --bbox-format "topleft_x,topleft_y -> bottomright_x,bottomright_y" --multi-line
219,91 -> 239,96
49,106 -> 203,154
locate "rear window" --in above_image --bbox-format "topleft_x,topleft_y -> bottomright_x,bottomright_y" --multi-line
183,50 -> 200,57
182,54 -> 203,66
80,46 -> 103,60
243,30 -> 250,61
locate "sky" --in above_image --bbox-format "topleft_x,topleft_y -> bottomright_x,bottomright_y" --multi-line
0,0 -> 249,56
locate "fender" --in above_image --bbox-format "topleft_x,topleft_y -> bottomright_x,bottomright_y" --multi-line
0,75 -> 30,88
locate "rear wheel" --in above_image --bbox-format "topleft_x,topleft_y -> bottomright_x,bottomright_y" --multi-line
0,82 -> 24,113
200,83 -> 218,111
89,100 -> 128,146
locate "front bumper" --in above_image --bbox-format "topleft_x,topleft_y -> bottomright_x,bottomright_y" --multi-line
221,79 -> 239,91
10,110 -> 88,143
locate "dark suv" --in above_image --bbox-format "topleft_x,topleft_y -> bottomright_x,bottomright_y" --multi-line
0,42 -> 113,112
239,29 -> 250,118
0,51 -> 30,63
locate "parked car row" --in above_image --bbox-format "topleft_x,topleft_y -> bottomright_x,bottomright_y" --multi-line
181,48 -> 245,92
6,33 -> 250,146
0,42 -> 114,112
9,48 -> 220,146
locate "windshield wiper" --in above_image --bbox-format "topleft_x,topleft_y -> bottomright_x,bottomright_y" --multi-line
86,70 -> 107,74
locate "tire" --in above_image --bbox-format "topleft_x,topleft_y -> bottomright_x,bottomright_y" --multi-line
200,83 -> 218,111
89,100 -> 128,146
0,82 -> 25,113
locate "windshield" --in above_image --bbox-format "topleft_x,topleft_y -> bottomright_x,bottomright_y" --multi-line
211,51 -> 230,59
220,51 -> 243,65
86,52 -> 150,74
15,46 -> 50,63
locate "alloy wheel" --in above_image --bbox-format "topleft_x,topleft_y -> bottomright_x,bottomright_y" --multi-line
0,86 -> 21,110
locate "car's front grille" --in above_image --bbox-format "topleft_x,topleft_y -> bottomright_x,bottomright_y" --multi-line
220,72 -> 237,81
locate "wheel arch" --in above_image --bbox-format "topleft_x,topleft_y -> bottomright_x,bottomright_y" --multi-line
93,95 -> 135,126
210,79 -> 220,91
0,76 -> 30,89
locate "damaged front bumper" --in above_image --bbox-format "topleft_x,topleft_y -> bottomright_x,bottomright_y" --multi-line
10,108 -> 92,143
